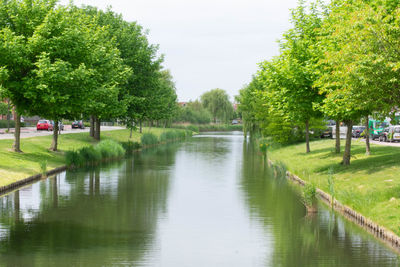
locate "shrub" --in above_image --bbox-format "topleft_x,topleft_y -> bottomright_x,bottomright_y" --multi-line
65,150 -> 84,167
159,132 -> 168,142
141,133 -> 159,145
175,130 -> 186,139
185,130 -> 193,137
186,125 -> 199,132
121,141 -> 141,155
303,183 -> 317,207
95,139 -> 125,159
0,120 -> 25,129
39,160 -> 47,177
79,146 -> 101,163
166,130 -> 178,141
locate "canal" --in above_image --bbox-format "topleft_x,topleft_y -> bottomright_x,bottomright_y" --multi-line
0,132 -> 398,266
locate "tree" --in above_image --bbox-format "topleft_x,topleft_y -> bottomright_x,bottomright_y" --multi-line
273,0 -> 326,153
83,7 -> 162,134
0,0 -> 57,152
315,0 -> 400,164
201,89 -> 233,123
26,6 -> 130,150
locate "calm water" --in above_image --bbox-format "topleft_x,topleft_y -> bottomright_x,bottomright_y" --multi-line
0,132 -> 398,266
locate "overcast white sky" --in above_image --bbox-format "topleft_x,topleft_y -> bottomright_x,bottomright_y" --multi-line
59,0 -> 299,101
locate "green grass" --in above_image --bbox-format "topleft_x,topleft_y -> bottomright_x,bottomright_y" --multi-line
268,139 -> 400,235
0,128 -> 184,187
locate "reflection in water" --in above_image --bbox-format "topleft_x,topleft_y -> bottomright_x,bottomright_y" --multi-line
240,140 -> 399,266
0,134 -> 398,266
0,144 -> 179,266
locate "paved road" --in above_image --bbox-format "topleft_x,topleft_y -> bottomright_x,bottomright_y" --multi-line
0,126 -> 125,140
352,137 -> 400,147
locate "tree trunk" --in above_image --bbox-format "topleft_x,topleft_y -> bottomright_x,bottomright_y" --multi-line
12,112 -> 22,152
305,120 -> 310,153
365,115 -> 370,155
139,120 -> 142,133
50,120 -> 59,151
94,116 -> 100,140
335,121 -> 340,153
342,121 -> 353,166
6,100 -> 10,132
130,128 -> 133,139
90,115 -> 95,137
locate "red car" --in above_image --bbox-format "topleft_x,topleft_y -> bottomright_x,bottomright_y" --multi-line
37,120 -> 53,131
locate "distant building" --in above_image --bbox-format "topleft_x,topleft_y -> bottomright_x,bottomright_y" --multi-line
178,102 -> 188,107
233,103 -> 238,111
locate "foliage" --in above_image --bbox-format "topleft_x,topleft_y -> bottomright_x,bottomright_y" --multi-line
0,120 -> 23,128
201,89 -> 234,123
303,183 -> 317,207
175,100 -> 213,124
140,133 -> 159,146
328,168 -> 335,209
95,140 -> 125,159
121,141 -> 141,155
78,146 -> 102,163
0,102 -> 7,115
65,150 -> 84,167
39,160 -> 47,176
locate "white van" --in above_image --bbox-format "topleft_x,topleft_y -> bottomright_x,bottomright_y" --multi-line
387,125 -> 400,142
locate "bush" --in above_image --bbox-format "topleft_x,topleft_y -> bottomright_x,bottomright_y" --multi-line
121,141 -> 141,155
79,146 -> 101,163
159,132 -> 168,142
95,139 -> 125,159
165,130 -> 178,141
186,125 -> 199,132
141,133 -> 159,146
303,183 -> 317,207
0,120 -> 25,128
65,150 -> 85,167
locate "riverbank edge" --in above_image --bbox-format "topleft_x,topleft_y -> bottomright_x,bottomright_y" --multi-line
0,133 -> 190,197
267,158 -> 400,254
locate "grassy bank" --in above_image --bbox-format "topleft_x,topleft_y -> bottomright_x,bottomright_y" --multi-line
268,139 -> 400,235
0,128 -> 187,187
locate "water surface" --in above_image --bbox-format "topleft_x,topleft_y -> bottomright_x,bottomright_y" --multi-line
0,132 -> 398,266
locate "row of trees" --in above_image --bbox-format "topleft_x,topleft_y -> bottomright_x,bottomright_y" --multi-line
0,0 -> 178,152
237,0 -> 400,165
174,88 -> 236,124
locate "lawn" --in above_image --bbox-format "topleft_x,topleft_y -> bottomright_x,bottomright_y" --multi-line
268,138 -> 400,235
0,128 -> 171,187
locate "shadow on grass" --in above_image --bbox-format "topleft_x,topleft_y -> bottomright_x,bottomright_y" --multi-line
315,145 -> 400,175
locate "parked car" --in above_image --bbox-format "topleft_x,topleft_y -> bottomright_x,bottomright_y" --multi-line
50,121 -> 64,131
320,126 -> 333,138
72,120 -> 85,129
378,127 -> 390,142
386,125 -> 400,142
36,120 -> 53,131
232,119 -> 238,125
352,126 -> 365,138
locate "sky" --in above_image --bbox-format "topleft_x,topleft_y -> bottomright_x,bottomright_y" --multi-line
59,0 -> 299,101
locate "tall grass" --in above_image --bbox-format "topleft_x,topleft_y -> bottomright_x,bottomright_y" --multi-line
66,140 -> 125,167
141,133 -> 159,145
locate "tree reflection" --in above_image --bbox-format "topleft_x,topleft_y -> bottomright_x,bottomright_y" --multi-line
0,143 -> 180,266
240,140 -> 399,266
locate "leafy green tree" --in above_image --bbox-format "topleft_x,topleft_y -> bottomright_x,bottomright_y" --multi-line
0,0 -> 57,152
272,0 -> 325,153
175,100 -> 213,124
83,7 -> 162,134
201,88 -> 233,123
27,6 -> 129,149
